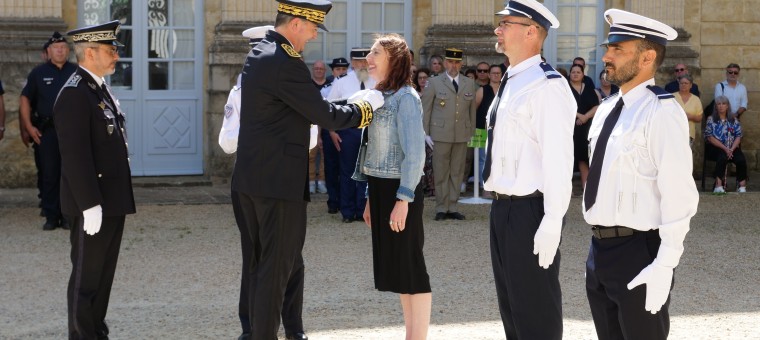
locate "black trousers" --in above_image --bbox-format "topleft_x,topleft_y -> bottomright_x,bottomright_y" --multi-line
586,229 -> 670,340
236,192 -> 307,339
321,128 -> 341,211
713,147 -> 748,182
231,190 -> 304,335
489,196 -> 562,340
66,214 -> 125,340
40,126 -> 61,221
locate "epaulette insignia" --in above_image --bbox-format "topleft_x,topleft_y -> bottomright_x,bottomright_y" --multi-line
646,85 -> 675,100
281,43 -> 301,58
539,62 -> 563,79
64,74 -> 82,88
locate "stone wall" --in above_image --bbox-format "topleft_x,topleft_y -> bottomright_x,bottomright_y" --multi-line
0,18 -> 69,188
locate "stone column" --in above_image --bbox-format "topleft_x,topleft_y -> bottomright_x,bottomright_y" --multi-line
0,1 -> 68,187
207,0 -> 276,178
418,0 -> 504,69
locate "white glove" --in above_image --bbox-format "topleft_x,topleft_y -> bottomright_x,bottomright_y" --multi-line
425,136 -> 434,149
533,226 -> 561,269
627,262 -> 673,314
83,205 -> 103,235
309,125 -> 318,150
348,89 -> 384,111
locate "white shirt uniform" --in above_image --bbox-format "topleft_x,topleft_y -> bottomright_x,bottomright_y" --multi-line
326,70 -> 376,102
219,74 -> 317,154
583,78 -> 699,268
483,55 -> 576,234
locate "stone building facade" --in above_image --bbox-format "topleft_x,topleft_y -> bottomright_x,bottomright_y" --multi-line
0,0 -> 755,187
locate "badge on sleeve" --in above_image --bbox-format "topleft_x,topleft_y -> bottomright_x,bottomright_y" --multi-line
281,44 -> 301,58
224,104 -> 234,118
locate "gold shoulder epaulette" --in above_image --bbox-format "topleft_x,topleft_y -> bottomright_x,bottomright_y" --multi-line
281,43 -> 301,58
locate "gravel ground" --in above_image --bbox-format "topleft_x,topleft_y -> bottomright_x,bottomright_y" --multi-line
1,191 -> 759,339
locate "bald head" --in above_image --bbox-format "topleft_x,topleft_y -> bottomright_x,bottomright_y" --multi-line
312,60 -> 327,81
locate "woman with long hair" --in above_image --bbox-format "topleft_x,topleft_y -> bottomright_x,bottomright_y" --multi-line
358,33 -> 431,339
705,95 -> 747,193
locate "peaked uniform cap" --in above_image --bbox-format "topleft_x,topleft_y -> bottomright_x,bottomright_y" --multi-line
349,48 -> 370,59
496,0 -> 560,30
329,57 -> 350,68
603,9 -> 677,46
242,25 -> 274,45
276,0 -> 333,32
67,20 -> 124,47
444,48 -> 463,61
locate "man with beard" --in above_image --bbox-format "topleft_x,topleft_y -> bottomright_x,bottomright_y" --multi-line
54,20 -> 135,339
483,1 -> 575,338
582,9 -> 699,340
422,48 -> 478,221
325,47 -> 377,223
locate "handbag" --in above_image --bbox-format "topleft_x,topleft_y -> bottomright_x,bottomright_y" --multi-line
351,127 -> 369,182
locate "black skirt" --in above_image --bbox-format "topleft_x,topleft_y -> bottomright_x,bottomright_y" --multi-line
367,176 -> 431,294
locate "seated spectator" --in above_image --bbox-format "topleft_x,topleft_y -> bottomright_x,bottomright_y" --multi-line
672,74 -> 702,147
664,63 -> 700,96
715,63 -> 748,119
704,95 -> 747,193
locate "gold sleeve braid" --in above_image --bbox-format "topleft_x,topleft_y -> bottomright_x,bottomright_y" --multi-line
356,101 -> 373,128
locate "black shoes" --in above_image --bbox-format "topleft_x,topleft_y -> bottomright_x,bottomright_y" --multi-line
327,207 -> 339,214
43,219 -> 59,231
286,332 -> 308,340
446,211 -> 466,220
237,333 -> 251,340
434,212 -> 447,221
59,217 -> 70,230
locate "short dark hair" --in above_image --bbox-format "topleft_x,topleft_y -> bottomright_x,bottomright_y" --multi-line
726,63 -> 741,70
374,33 -> 413,92
275,13 -> 297,28
464,69 -> 476,77
636,39 -> 666,69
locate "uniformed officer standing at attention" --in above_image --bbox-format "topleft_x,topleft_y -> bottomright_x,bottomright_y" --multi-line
233,1 -> 381,338
482,1 -> 575,338
19,31 -> 78,230
582,9 -> 699,340
320,57 -> 350,215
326,47 -> 377,223
53,20 -> 135,340
219,25 -> 310,340
421,48 -> 478,221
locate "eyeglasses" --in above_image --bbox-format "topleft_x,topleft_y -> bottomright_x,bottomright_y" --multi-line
727,70 -> 739,75
490,72 -> 502,75
91,45 -> 118,56
497,20 -> 534,29
476,69 -> 489,73
674,68 -> 685,72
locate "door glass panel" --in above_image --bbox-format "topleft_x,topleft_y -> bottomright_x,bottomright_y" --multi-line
172,0 -> 195,26
362,3 -> 382,31
117,28 -> 133,58
147,0 -> 169,27
112,61 -> 133,89
172,62 -> 194,89
173,30 -> 194,58
325,1 -> 347,30
557,6 -> 575,34
82,0 -> 110,25
384,3 -> 404,31
111,0 -> 132,25
556,35 -> 577,65
579,7 -> 597,34
149,61 -> 169,90
148,29 -> 173,58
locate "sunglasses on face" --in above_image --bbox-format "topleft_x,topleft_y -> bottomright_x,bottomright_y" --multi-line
476,69 -> 489,73
674,68 -> 685,72
727,70 -> 739,75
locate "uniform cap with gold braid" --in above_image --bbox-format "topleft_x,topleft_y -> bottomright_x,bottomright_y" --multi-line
276,0 -> 333,32
444,48 -> 463,61
67,20 -> 124,47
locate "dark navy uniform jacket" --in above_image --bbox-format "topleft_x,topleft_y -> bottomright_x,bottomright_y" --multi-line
53,67 -> 135,217
22,61 -> 77,118
233,30 -> 369,202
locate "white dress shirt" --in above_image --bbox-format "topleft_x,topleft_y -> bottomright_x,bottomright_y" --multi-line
583,78 -> 699,268
484,55 -> 576,234
715,80 -> 748,114
326,70 -> 377,102
219,74 -> 317,154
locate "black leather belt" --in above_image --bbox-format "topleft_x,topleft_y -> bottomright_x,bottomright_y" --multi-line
493,190 -> 543,200
591,225 -> 635,239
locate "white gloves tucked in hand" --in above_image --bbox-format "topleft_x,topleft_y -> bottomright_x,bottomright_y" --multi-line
347,89 -> 384,111
627,262 -> 673,314
533,225 -> 561,269
309,125 -> 318,150
425,136 -> 434,149
83,205 -> 103,235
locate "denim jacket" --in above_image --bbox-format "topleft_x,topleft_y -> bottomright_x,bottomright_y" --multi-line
355,85 -> 425,201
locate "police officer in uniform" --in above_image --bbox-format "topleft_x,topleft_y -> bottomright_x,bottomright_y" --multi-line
219,25 -> 310,340
20,31 -> 78,230
53,20 -> 135,339
320,57 -> 350,214
422,48 -> 478,220
326,47 -> 377,223
482,1 -> 575,338
233,1 -> 382,338
582,10 -> 699,340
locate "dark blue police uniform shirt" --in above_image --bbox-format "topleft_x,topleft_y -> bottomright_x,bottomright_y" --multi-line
21,61 -> 77,118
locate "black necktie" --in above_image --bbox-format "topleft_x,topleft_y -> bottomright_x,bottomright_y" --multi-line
360,81 -> 365,90
453,79 -> 458,93
481,73 -> 509,182
584,98 -> 624,211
